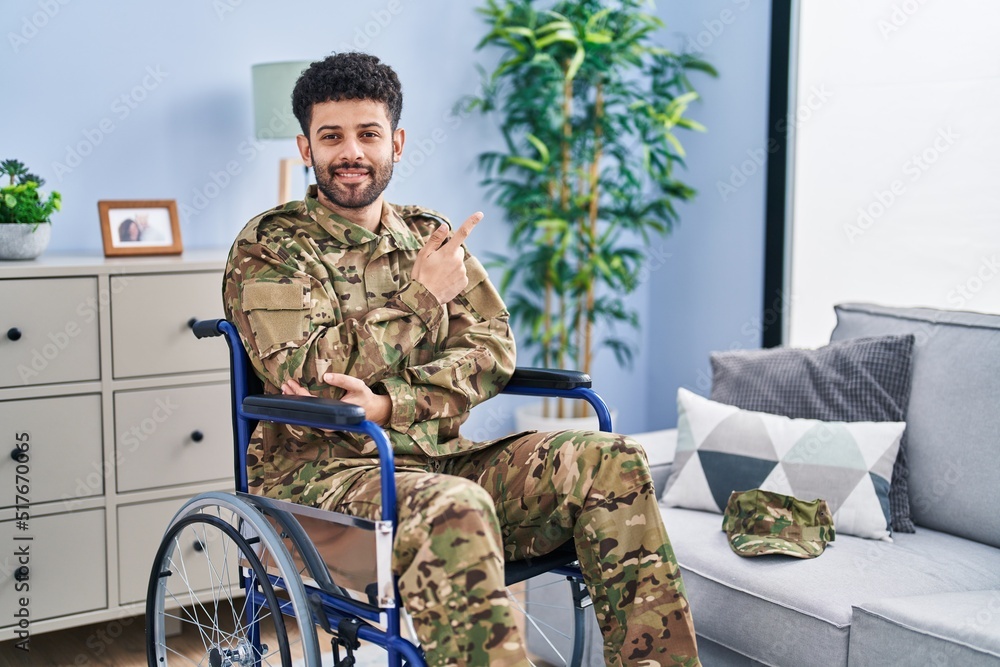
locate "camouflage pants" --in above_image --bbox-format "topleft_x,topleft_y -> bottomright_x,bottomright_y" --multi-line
329,430 -> 700,667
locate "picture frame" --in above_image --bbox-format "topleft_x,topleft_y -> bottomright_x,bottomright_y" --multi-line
98,200 -> 183,257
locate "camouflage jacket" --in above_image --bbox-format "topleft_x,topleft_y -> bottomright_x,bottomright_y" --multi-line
223,186 -> 516,473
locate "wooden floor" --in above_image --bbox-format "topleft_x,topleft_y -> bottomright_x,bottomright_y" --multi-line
0,614 -> 148,666
0,605 -> 308,667
0,594 -> 549,666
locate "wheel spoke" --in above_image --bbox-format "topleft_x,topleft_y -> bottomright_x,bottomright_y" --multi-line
195,519 -> 225,648
169,538 -> 216,651
158,638 -> 206,667
508,587 -> 568,664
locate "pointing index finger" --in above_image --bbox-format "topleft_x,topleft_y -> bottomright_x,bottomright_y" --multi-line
445,211 -> 484,248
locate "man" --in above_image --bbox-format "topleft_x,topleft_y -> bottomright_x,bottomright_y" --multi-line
224,52 -> 699,667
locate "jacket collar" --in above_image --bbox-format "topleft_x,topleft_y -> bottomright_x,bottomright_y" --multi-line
303,185 -> 422,251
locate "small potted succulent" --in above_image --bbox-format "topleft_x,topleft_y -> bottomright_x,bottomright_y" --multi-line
0,159 -> 61,260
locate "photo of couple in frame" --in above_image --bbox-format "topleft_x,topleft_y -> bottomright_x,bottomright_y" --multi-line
98,199 -> 183,257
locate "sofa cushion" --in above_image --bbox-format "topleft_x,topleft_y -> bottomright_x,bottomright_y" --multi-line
660,506 -> 1000,667
831,303 -> 1000,548
849,591 -> 1000,666
710,334 -> 916,533
663,389 -> 903,540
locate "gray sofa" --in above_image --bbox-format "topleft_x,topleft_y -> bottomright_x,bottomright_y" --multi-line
528,303 -> 1000,665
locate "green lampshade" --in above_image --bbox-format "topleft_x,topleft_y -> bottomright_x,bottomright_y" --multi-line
251,61 -> 311,140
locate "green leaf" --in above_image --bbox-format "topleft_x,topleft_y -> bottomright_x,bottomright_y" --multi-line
505,25 -> 536,40
536,30 -> 579,50
3,194 -> 16,208
504,156 -> 547,173
665,91 -> 700,119
525,133 -> 551,163
585,7 -> 612,31
665,132 -> 686,159
565,45 -> 585,80
683,59 -> 719,77
676,117 -> 707,132
535,217 -> 569,233
502,34 -> 529,54
584,30 -> 613,44
536,13 -> 573,35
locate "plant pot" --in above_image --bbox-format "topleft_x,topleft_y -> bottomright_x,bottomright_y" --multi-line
514,401 -> 619,434
0,222 -> 51,260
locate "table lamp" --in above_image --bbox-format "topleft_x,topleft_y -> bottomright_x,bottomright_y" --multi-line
252,61 -> 312,204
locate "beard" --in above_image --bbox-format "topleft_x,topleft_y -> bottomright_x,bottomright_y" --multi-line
313,151 -> 394,210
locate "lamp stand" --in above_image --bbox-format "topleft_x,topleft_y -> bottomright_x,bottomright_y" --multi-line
278,157 -> 308,204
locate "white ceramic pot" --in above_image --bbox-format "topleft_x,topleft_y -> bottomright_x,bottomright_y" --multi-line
514,401 -> 618,434
0,223 -> 51,260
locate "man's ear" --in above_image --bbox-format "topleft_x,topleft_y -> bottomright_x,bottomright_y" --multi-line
296,134 -> 312,166
392,128 -> 405,163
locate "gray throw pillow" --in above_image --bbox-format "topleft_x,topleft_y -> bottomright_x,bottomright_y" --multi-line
709,335 -> 916,532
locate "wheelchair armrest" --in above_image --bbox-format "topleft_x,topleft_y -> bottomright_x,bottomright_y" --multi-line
507,367 -> 592,391
242,394 -> 366,428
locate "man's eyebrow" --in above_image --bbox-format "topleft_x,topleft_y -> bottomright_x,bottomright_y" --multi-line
315,121 -> 386,134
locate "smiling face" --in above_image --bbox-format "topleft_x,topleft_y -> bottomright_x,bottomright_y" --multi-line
297,98 -> 405,225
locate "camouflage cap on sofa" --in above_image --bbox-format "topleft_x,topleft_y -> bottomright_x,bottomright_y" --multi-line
722,488 -> 836,558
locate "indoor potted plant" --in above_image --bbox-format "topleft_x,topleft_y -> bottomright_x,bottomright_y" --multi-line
463,0 -> 715,426
0,159 -> 61,260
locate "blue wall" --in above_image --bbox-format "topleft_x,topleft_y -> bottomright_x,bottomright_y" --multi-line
2,0 -> 770,434
3,1 -> 492,252
645,0 -> 772,427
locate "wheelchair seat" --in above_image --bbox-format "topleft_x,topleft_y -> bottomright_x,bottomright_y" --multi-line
505,542 -> 579,586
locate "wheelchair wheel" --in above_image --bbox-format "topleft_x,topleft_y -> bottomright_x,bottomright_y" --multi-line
507,573 -> 591,667
146,492 -> 321,666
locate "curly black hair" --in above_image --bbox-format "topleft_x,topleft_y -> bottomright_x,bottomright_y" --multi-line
292,52 -> 403,135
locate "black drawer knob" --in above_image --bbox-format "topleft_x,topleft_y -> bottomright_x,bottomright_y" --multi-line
190,430 -> 204,443
10,448 -> 24,462
6,327 -> 21,341
192,540 -> 205,553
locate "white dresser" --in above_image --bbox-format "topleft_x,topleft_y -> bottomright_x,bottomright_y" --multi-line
0,251 -> 235,640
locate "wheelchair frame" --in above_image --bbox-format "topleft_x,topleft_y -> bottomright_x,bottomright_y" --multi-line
146,318 -> 613,666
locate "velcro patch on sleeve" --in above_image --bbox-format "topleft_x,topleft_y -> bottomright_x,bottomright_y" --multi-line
242,279 -> 311,310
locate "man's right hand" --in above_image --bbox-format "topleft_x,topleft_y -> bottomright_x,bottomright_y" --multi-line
411,211 -> 483,304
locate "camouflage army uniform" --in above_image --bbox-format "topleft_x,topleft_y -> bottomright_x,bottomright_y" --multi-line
223,185 -> 700,666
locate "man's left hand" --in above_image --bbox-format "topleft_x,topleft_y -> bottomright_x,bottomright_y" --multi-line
281,374 -> 392,427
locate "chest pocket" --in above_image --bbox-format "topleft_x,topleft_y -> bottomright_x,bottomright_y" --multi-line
241,278 -> 312,357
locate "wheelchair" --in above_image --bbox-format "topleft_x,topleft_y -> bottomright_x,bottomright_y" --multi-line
145,318 -> 614,666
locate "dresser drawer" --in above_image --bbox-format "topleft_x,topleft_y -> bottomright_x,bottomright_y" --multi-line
118,497 -> 185,605
0,509 -> 106,627
118,497 -> 241,605
118,498 -> 180,605
110,272 -> 227,378
115,382 -> 232,493
0,394 -> 103,508
0,277 -> 101,388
